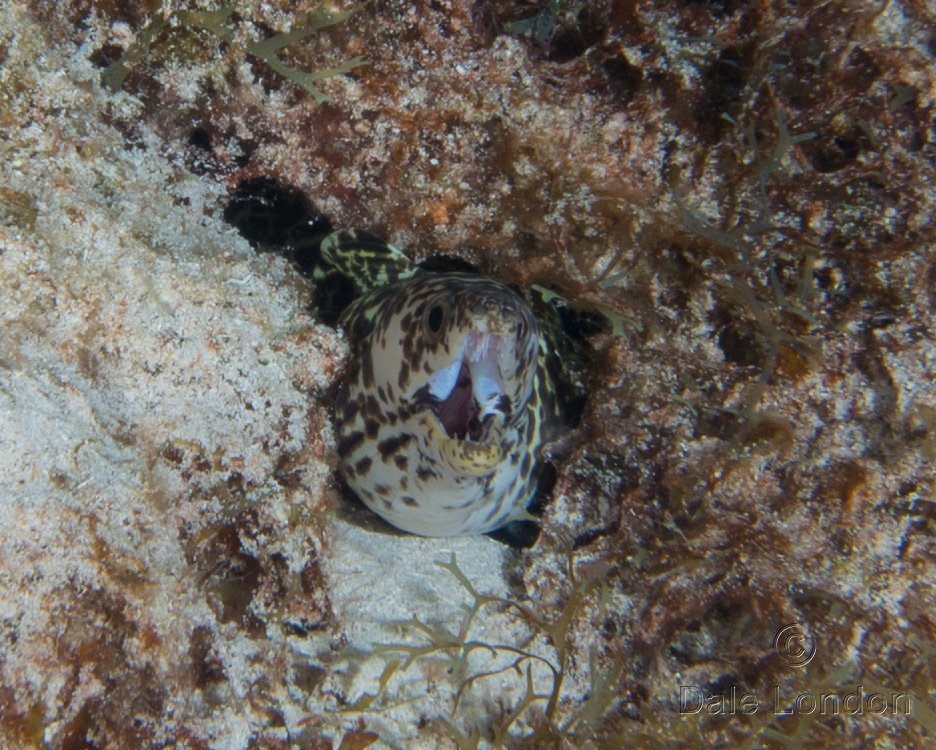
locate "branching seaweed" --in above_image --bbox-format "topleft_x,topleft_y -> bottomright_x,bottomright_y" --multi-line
104,3 -> 367,103
245,6 -> 367,103
676,108 -> 825,432
355,554 -> 622,747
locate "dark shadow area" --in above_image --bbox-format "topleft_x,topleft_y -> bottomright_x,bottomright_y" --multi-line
223,175 -> 332,269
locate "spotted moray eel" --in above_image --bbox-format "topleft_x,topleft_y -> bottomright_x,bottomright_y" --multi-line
322,229 -> 557,536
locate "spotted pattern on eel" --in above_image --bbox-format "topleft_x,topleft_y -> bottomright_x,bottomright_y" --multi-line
323,229 -> 557,537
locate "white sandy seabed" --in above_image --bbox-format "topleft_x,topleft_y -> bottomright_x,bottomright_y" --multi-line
0,5 -> 573,749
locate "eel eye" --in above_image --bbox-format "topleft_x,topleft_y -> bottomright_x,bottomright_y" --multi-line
423,295 -> 451,339
427,306 -> 444,332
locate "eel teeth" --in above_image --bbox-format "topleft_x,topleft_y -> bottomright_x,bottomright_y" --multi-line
423,332 -> 511,442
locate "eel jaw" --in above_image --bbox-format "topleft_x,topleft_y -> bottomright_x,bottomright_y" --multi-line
439,433 -> 502,476
423,332 -> 512,442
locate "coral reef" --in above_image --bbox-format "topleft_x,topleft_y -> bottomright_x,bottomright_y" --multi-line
1,0 -> 934,748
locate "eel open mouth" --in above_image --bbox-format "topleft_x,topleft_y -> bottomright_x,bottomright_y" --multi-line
436,362 -> 480,440
425,332 -> 512,442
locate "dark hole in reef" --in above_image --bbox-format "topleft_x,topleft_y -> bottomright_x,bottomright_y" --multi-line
694,44 -> 753,143
89,42 -> 125,69
556,303 -> 609,339
572,522 -> 619,550
546,302 -> 607,429
224,177 -> 342,319
682,0 -> 744,18
899,481 -> 918,497
717,325 -> 760,366
847,47 -> 881,89
224,176 -> 328,251
812,265 -> 837,291
314,272 -> 356,328
907,128 -> 926,153
531,460 -> 558,515
486,519 -> 541,548
715,311 -> 762,368
546,9 -> 607,62
417,254 -> 481,274
602,53 -> 643,101
189,127 -> 212,152
545,27 -> 588,62
185,127 -> 219,176
559,389 -> 588,430
803,132 -> 863,173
